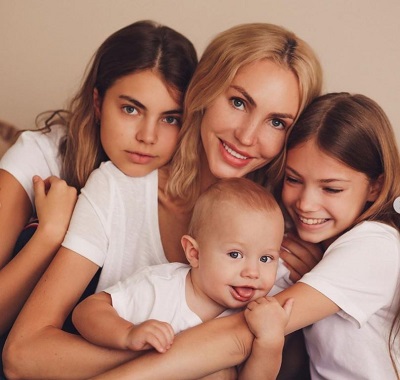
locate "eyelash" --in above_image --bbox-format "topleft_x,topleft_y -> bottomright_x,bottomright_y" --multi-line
230,97 -> 246,111
285,175 -> 344,194
270,119 -> 286,130
122,105 -> 138,115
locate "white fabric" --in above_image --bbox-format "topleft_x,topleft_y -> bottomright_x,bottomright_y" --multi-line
105,262 -> 233,334
0,126 -> 65,207
62,161 -> 167,291
299,221 -> 400,379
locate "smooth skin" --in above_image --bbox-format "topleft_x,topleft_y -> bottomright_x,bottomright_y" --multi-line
4,60 -> 314,379
87,139 -> 383,379
0,173 -> 77,334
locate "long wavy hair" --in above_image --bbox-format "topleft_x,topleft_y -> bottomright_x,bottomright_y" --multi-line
37,20 -> 197,191
284,92 -> 400,375
167,22 -> 323,208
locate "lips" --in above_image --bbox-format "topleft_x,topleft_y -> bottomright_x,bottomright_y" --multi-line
221,141 -> 249,160
126,151 -> 156,165
298,214 -> 329,225
218,139 -> 254,169
231,286 -> 256,302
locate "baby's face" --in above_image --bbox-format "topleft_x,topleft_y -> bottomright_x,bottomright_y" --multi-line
194,202 -> 284,309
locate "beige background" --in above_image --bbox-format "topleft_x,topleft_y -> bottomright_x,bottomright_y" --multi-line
1,0 -> 399,146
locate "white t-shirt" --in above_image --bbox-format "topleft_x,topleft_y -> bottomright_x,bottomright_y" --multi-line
0,126 -> 65,208
105,262 -> 233,334
299,221 -> 400,379
62,161 -> 168,291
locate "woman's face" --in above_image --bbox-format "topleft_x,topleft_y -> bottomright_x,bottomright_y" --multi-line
201,59 -> 300,179
96,69 -> 182,177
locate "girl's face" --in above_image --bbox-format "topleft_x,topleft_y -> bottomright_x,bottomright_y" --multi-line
282,139 -> 380,248
200,59 -> 300,179
96,69 -> 182,177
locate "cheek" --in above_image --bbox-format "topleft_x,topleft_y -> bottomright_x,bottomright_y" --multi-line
281,186 -> 293,208
259,133 -> 285,157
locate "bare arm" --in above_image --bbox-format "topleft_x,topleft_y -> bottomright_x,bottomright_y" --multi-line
72,291 -> 174,353
89,283 -> 339,379
239,297 -> 293,380
0,169 -> 32,268
3,248 -> 138,379
0,173 -> 76,333
280,233 -> 323,282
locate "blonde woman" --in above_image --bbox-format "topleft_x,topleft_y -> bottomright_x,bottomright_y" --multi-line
4,23 -> 322,379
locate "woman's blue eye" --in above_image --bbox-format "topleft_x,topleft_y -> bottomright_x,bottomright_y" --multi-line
231,98 -> 245,110
229,251 -> 243,259
123,106 -> 138,115
260,256 -> 272,263
271,119 -> 285,129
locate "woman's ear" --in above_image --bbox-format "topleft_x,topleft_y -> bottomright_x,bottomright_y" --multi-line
93,88 -> 101,120
367,174 -> 384,202
181,235 -> 200,268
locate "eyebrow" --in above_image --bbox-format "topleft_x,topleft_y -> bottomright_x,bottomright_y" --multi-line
119,95 -> 182,115
286,166 -> 351,183
229,85 -> 295,120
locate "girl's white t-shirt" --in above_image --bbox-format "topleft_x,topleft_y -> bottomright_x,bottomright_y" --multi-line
299,221 -> 400,379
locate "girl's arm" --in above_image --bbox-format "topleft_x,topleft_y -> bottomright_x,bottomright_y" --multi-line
280,233 -> 323,282
72,291 -> 174,353
0,169 -> 32,268
3,247 -> 139,379
0,174 -> 76,333
89,283 -> 339,380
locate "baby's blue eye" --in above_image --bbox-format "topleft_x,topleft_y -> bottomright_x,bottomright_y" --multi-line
260,256 -> 272,263
229,251 -> 243,259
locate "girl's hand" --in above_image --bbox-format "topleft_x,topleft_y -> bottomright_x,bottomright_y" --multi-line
244,296 -> 293,345
280,233 -> 323,282
33,175 -> 77,245
125,320 -> 175,353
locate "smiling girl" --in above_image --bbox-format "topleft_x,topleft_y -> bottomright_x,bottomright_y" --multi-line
277,92 -> 400,378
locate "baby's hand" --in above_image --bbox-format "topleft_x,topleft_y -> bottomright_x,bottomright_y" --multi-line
33,175 -> 77,244
244,296 -> 293,345
125,319 -> 175,353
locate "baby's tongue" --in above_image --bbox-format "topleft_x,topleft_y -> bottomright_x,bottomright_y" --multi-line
234,287 -> 254,298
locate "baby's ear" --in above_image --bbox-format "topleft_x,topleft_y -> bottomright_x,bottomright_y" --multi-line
181,235 -> 200,268
367,174 -> 384,202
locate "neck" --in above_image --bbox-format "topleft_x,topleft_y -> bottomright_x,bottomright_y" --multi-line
185,270 -> 226,322
199,151 -> 218,194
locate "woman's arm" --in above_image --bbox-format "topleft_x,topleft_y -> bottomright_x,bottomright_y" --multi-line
89,283 -> 339,379
0,174 -> 76,334
3,247 -> 138,379
89,312 -> 254,380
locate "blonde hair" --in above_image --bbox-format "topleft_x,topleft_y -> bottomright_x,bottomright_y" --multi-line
188,177 -> 282,238
167,23 -> 323,207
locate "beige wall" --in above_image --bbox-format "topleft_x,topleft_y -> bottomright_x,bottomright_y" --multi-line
1,0 -> 399,147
